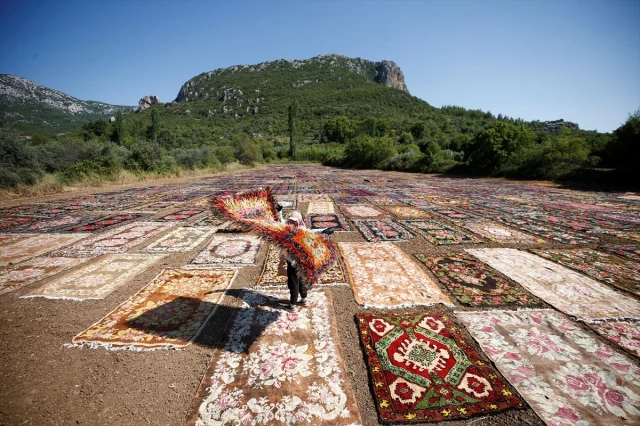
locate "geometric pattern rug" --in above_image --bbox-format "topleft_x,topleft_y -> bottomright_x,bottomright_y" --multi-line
531,248 -> 640,297
22,253 -> 166,300
462,222 -> 545,244
68,268 -> 237,350
458,310 -> 640,425
184,289 -> 362,425
0,233 -> 91,267
339,242 -> 453,308
413,253 -> 545,308
356,311 -> 524,422
0,256 -> 93,296
256,244 -> 346,286
400,220 -> 484,245
352,218 -> 415,242
587,321 -> 640,358
141,226 -> 216,252
466,248 -> 640,322
188,234 -> 261,268
304,212 -> 351,232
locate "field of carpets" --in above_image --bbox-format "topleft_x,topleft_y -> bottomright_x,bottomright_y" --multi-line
0,164 -> 639,426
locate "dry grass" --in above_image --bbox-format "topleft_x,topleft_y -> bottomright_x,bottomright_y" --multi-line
0,174 -> 65,201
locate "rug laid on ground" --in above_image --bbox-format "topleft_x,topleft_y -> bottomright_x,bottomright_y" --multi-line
306,201 -> 335,214
383,205 -> 433,219
587,321 -> 640,358
297,193 -> 331,202
461,222 -> 545,245
256,244 -> 346,286
332,196 -> 365,205
600,245 -> 640,262
23,253 -> 165,300
53,222 -> 173,256
69,268 -> 237,350
304,212 -> 351,232
63,214 -> 146,233
339,242 -> 453,308
142,226 -> 216,252
400,220 -> 484,245
156,209 -> 203,221
367,196 -> 404,206
339,204 -> 388,219
352,218 -> 415,242
0,233 -> 26,246
0,256 -> 93,295
414,253 -> 545,308
531,248 -> 640,297
0,233 -> 90,267
188,234 -> 261,268
356,311 -> 524,422
184,289 -> 362,425
466,248 -> 640,321
457,309 -> 640,425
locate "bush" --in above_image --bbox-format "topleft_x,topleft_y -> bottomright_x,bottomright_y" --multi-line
343,135 -> 396,169
0,128 -> 42,188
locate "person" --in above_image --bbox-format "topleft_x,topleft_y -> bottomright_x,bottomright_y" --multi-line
276,206 -> 333,310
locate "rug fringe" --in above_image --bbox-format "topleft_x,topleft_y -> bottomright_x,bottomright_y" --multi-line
362,301 -> 456,309
454,308 -> 556,315
20,295 -> 100,301
580,316 -> 640,324
63,342 -> 186,352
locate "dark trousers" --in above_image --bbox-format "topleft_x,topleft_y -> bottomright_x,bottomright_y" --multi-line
286,260 -> 307,304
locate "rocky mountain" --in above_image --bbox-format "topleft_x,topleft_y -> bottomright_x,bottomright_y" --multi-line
0,74 -> 135,135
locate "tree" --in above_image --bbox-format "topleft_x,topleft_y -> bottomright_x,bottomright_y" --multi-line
465,122 -> 535,173
398,132 -> 414,145
148,108 -> 160,140
322,116 -> 355,143
288,99 -> 298,157
216,146 -> 235,165
410,122 -> 427,140
608,109 -> 640,170
236,141 -> 263,166
111,109 -> 125,145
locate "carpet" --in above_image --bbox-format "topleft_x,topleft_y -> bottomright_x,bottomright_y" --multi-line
53,222 -> 173,256
0,256 -> 93,295
466,248 -> 640,321
0,234 -> 27,246
188,235 -> 261,268
600,245 -> 640,262
273,195 -> 297,210
339,204 -> 388,219
62,214 -> 146,233
367,196 -> 404,206
352,218 -> 415,242
384,205 -> 433,219
23,253 -> 165,300
332,196 -> 365,205
256,245 -> 346,286
186,214 -> 227,228
70,268 -> 237,350
305,212 -> 351,232
156,209 -> 203,221
531,248 -> 640,297
357,311 -> 524,422
345,188 -> 375,196
462,222 -> 546,244
587,321 -> 640,358
306,201 -> 335,214
0,216 -> 38,232
184,289 -> 362,425
142,226 -> 216,252
339,242 -> 453,308
297,193 -> 331,202
13,215 -> 89,233
414,253 -> 545,307
458,310 -> 640,425
0,233 -> 90,266
401,220 -> 484,245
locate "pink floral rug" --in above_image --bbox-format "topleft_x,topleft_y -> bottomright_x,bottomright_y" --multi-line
458,309 -> 640,425
0,256 -> 93,295
0,233 -> 90,266
188,234 -> 261,268
588,321 -> 640,357
142,226 -> 215,252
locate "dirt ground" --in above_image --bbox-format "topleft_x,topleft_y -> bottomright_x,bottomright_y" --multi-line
0,169 -> 637,426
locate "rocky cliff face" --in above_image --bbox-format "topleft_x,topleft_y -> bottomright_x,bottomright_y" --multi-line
138,95 -> 160,111
374,60 -> 408,92
543,119 -> 579,134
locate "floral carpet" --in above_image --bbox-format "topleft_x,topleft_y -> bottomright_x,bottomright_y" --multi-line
184,290 -> 362,425
352,218 -> 415,242
339,242 -> 453,308
414,253 -> 545,307
188,234 -> 261,268
383,205 -> 433,219
357,311 -> 524,422
256,245 -> 346,286
23,253 -> 165,300
339,204 -> 388,219
0,233 -> 90,266
461,222 -> 546,244
142,226 -> 215,252
587,321 -> 640,357
0,256 -> 93,295
400,220 -> 484,245
600,245 -> 640,262
70,268 -> 237,350
458,310 -> 640,425
467,248 -> 640,321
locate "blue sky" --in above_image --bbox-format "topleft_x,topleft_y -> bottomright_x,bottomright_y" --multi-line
0,0 -> 638,132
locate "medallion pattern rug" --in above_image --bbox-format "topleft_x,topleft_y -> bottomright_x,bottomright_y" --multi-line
142,226 -> 215,252
462,222 -> 545,244
339,242 -> 453,308
458,310 -> 640,425
352,218 -> 414,242
357,311 -> 524,422
23,253 -> 165,300
70,268 -> 236,350
0,233 -> 90,266
189,234 -> 261,268
414,253 -> 545,307
531,248 -> 640,297
466,248 -> 640,321
587,321 -> 640,358
400,220 -> 484,245
0,256 -> 92,295
256,244 -> 346,286
184,290 -> 362,425
304,212 -> 351,232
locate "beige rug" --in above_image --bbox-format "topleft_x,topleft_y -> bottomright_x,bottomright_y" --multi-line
339,242 -> 453,308
462,222 -> 546,244
306,201 -> 335,214
184,289 -> 362,425
23,253 -> 166,300
0,233 -> 91,266
0,256 -> 93,295
141,226 -> 215,252
188,234 -> 261,268
466,248 -> 640,321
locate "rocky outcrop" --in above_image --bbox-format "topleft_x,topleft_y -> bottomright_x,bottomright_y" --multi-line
543,119 -> 579,134
374,61 -> 408,93
138,95 -> 160,111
